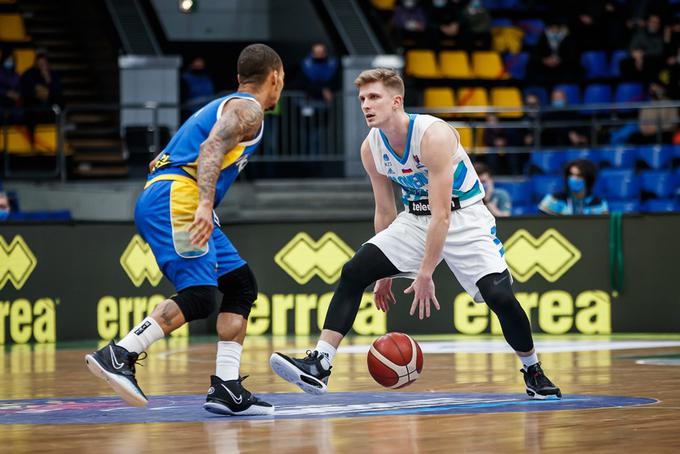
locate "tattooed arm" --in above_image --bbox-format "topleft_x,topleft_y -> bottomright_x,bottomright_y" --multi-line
188,99 -> 264,247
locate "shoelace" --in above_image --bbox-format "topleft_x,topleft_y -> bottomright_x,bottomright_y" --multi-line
127,351 -> 147,374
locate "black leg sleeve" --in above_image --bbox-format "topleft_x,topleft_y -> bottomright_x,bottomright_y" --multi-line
322,243 -> 401,335
476,270 -> 534,353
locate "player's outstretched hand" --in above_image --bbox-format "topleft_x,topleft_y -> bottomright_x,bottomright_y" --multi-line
374,278 -> 396,312
404,273 -> 440,320
189,203 -> 214,247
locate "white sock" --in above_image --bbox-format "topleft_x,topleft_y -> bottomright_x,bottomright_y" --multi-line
216,341 -> 243,381
314,340 -> 336,370
519,352 -> 539,370
117,317 -> 164,354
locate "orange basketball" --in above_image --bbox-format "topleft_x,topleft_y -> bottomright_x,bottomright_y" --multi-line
367,332 -> 423,388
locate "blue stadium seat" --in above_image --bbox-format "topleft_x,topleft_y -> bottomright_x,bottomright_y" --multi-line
636,145 -> 673,169
531,175 -> 563,201
581,84 -> 613,115
564,148 -> 601,163
581,51 -> 608,79
641,199 -> 678,213
614,82 -> 645,104
608,200 -> 640,213
599,146 -> 636,168
495,179 -> 532,205
518,19 -> 544,46
9,210 -> 72,221
492,18 -> 513,27
640,170 -> 675,198
530,150 -> 566,174
499,0 -> 522,7
524,86 -> 548,106
597,169 -> 640,199
554,83 -> 581,105
503,52 -> 529,79
609,50 -> 628,77
511,204 -> 540,216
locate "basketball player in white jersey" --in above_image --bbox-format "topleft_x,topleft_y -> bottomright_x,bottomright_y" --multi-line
270,68 -> 561,399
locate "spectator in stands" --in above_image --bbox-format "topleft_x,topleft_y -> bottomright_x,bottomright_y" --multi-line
458,0 -> 491,50
0,47 -> 21,124
19,51 -> 62,128
620,46 -> 663,84
482,113 -> 522,175
601,0 -> 631,51
530,19 -> 580,81
0,191 -> 10,221
629,14 -> 664,60
474,162 -> 511,217
427,0 -> 464,48
570,0 -> 605,52
541,89 -> 589,147
667,48 -> 680,100
539,159 -> 608,215
181,57 -> 215,118
521,92 -> 541,147
630,82 -> 678,144
392,0 -> 428,47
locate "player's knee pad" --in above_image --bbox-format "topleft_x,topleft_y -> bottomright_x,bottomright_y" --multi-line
172,285 -> 217,322
218,264 -> 258,318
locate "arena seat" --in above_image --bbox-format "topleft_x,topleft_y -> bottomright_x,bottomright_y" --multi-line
581,51 -> 609,79
370,0 -> 395,10
641,199 -> 677,213
33,124 -> 58,153
511,204 -> 540,216
3,126 -> 32,154
423,87 -> 456,118
456,87 -> 489,118
636,145 -> 673,170
614,82 -> 645,103
599,146 -> 637,169
529,150 -> 566,174
471,51 -> 508,79
0,14 -> 29,41
581,84 -> 613,114
405,50 -> 440,78
609,50 -> 628,77
439,51 -> 472,79
491,26 -> 524,54
524,86 -> 548,106
518,19 -> 544,46
564,148 -> 601,164
456,126 -> 473,149
597,169 -> 640,199
503,52 -> 529,79
640,170 -> 675,198
14,48 -> 35,74
608,200 -> 640,213
494,179 -> 532,205
531,175 -> 563,201
490,87 -> 523,118
554,83 -> 581,105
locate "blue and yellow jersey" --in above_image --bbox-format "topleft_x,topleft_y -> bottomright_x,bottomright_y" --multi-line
145,92 -> 263,206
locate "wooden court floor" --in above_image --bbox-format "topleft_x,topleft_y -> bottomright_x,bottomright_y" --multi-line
1,335 -> 679,454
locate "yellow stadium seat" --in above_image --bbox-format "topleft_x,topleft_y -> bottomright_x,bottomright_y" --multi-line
0,0 -> 17,4
491,87 -> 523,118
491,26 -> 524,54
456,87 -> 489,118
0,14 -> 29,41
14,48 -> 35,74
34,124 -> 58,153
455,126 -> 473,150
405,50 -> 441,78
370,0 -> 395,10
471,51 -> 508,79
423,87 -> 456,118
439,51 -> 472,79
3,126 -> 32,154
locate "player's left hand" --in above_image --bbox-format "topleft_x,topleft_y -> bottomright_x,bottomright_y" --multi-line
404,273 -> 440,320
188,203 -> 214,247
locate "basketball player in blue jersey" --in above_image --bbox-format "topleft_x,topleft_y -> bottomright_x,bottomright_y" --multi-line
85,44 -> 285,416
271,68 -> 561,399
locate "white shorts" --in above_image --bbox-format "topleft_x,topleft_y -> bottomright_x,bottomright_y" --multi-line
366,201 -> 509,302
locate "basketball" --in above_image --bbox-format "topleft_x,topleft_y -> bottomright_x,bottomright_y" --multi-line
367,332 -> 423,388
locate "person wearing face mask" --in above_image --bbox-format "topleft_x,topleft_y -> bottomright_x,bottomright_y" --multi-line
539,159 -> 608,215
0,191 -> 11,221
540,89 -> 589,147
529,19 -> 579,81
181,57 -> 216,118
392,0 -> 428,47
474,162 -> 511,217
0,47 -> 22,124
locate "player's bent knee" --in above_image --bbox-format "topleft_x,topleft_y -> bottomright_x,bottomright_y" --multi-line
172,286 -> 217,322
218,264 -> 258,318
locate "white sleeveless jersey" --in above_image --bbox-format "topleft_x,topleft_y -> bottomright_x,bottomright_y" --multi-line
367,113 -> 484,208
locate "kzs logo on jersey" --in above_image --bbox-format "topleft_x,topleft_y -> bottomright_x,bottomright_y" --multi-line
382,154 -> 392,167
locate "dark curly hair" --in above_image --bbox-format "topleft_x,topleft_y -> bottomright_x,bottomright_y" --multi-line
564,159 -> 597,195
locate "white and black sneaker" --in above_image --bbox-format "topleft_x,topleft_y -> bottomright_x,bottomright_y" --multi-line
522,363 -> 562,399
203,375 -> 274,416
270,350 -> 331,395
85,340 -> 148,407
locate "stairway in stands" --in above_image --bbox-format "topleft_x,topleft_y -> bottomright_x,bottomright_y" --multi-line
18,0 -> 128,178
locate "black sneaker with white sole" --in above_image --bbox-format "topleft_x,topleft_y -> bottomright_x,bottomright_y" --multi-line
84,340 -> 148,407
270,350 -> 331,395
203,375 -> 274,416
522,363 -> 562,399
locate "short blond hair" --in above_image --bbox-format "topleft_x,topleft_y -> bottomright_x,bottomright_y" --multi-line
354,68 -> 404,96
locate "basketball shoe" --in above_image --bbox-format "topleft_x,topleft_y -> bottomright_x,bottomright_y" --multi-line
203,375 -> 274,416
85,340 -> 148,406
522,363 -> 562,399
269,350 -> 331,395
